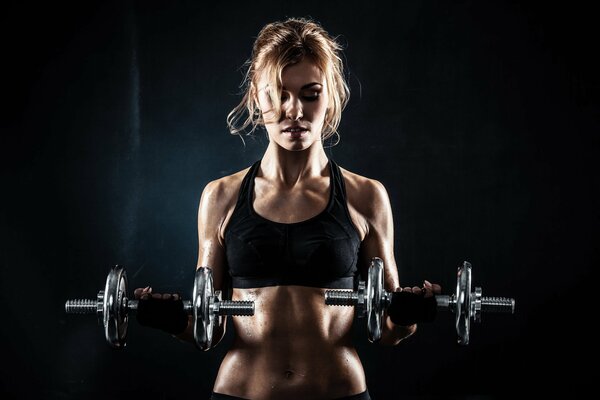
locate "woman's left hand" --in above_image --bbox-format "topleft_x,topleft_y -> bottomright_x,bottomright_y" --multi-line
387,280 -> 443,326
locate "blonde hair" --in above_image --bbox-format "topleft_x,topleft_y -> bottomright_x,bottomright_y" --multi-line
226,17 -> 350,146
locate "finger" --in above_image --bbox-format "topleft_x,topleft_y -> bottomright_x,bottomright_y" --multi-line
403,286 -> 412,292
422,280 -> 433,298
134,286 -> 151,298
412,286 -> 422,295
162,293 -> 172,300
141,294 -> 149,300
151,293 -> 162,300
432,283 -> 442,294
173,293 -> 180,300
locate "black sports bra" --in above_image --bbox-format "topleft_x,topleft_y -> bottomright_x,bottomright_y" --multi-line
223,158 -> 362,289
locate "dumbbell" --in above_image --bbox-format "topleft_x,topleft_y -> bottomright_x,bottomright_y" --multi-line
325,258 -> 515,345
65,265 -> 254,350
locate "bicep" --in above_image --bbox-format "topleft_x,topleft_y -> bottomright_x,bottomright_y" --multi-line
197,180 -> 229,291
358,180 -> 401,292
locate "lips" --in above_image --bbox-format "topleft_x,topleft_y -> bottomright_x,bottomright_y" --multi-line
283,128 -> 308,133
284,128 -> 307,139
282,124 -> 308,132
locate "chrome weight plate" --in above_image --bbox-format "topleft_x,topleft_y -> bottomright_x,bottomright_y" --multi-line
193,267 -> 218,351
367,258 -> 385,343
455,261 -> 472,345
103,265 -> 129,348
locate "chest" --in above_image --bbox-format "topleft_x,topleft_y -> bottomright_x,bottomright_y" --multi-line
252,176 -> 330,224
250,176 -> 367,241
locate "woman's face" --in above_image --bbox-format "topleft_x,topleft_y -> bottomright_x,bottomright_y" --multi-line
255,58 -> 329,152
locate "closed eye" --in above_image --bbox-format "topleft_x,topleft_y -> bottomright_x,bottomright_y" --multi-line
303,94 -> 320,101
280,92 -> 321,102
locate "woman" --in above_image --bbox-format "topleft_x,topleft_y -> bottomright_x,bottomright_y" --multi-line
136,17 -> 440,400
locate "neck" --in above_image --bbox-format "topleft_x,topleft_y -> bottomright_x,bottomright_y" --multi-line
260,142 -> 329,187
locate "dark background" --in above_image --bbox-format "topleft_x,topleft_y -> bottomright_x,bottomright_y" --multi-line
1,0 -> 597,398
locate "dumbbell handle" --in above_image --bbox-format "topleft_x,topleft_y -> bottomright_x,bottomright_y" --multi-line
325,291 -> 515,314
435,295 -> 515,313
65,296 -> 254,316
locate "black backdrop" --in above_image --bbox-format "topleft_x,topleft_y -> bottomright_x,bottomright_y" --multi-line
2,1 -> 598,398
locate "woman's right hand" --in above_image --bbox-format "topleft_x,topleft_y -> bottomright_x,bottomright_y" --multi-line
134,286 -> 189,335
134,286 -> 180,301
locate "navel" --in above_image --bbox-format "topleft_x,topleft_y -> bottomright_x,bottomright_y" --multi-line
283,368 -> 305,379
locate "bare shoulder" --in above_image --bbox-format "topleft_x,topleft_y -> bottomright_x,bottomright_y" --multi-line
203,167 -> 250,204
339,166 -> 390,218
200,166 -> 252,241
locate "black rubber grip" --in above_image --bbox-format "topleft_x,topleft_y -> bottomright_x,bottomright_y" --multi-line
387,291 -> 437,326
136,297 -> 188,335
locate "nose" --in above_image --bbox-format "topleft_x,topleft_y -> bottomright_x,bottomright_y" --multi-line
284,96 -> 303,121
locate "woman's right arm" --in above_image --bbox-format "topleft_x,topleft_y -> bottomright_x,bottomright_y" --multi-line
175,179 -> 231,347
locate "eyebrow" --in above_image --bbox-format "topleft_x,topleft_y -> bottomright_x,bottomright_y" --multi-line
282,82 -> 323,90
259,82 -> 322,93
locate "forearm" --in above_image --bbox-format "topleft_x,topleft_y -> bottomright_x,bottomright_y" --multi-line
378,313 -> 417,346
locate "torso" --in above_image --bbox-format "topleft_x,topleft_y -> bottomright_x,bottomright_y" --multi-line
213,163 -> 371,400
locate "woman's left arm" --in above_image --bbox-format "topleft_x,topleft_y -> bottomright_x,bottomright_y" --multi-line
358,179 -> 417,346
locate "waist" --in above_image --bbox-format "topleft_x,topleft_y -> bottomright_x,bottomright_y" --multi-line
215,344 -> 366,399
